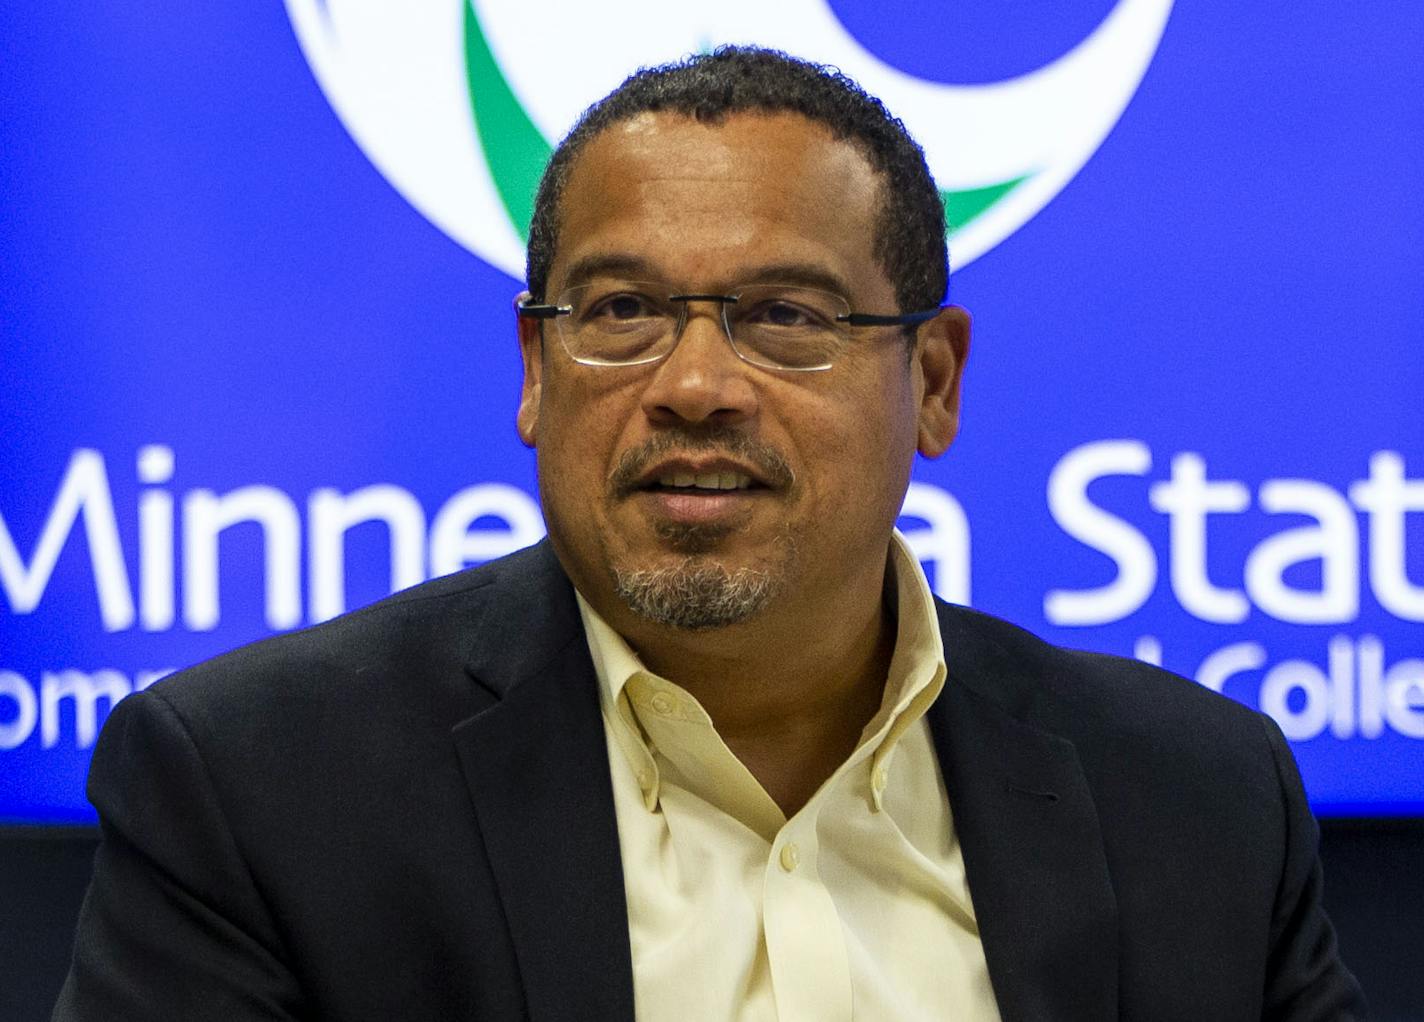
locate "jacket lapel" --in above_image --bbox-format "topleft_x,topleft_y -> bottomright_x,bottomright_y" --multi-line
445,548 -> 1118,1021
930,607 -> 1119,1021
450,543 -> 635,1022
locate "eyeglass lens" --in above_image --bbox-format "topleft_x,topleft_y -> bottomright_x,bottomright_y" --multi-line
552,282 -> 853,371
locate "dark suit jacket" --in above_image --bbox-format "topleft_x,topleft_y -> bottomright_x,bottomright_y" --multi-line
55,541 -> 1365,1020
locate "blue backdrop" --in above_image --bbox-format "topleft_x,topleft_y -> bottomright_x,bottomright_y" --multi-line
2,2 -> 1421,823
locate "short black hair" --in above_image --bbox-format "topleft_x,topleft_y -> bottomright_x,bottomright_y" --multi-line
525,46 -> 948,315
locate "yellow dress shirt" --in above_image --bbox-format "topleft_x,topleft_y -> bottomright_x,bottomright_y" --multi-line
576,531 -> 1001,1021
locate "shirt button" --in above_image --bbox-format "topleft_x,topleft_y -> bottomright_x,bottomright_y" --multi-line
649,692 -> 675,716
872,763 -> 889,792
779,843 -> 801,872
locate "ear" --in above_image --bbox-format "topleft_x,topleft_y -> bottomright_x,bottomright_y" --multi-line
515,292 -> 543,448
914,305 -> 971,459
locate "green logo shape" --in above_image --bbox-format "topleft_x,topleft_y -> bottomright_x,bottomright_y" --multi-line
463,0 -> 1031,250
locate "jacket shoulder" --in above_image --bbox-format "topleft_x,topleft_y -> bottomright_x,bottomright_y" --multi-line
934,600 -> 1278,766
142,542 -> 563,731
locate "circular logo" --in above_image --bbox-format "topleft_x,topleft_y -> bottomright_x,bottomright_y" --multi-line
285,0 -> 1174,280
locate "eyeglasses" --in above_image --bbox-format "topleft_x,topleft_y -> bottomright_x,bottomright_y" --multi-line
517,281 -> 941,372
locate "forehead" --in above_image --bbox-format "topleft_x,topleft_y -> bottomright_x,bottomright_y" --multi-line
551,111 -> 887,295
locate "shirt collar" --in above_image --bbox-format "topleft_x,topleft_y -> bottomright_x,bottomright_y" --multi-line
576,528 -> 947,813
578,591 -> 663,811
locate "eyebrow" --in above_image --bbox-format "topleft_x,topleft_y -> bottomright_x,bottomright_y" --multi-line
556,255 -> 856,303
734,263 -> 855,301
560,254 -> 662,291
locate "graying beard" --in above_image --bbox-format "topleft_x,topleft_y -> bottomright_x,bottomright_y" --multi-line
612,561 -> 776,631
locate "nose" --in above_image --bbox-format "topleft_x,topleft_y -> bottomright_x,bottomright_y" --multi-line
639,300 -> 760,426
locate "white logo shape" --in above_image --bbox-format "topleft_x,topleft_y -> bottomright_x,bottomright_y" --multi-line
286,0 -> 1174,280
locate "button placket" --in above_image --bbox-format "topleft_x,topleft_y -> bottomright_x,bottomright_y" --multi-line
762,825 -> 852,1021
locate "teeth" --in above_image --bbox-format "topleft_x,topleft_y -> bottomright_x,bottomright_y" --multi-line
655,472 -> 753,490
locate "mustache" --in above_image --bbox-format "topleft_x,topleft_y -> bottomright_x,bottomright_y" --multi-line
609,429 -> 795,498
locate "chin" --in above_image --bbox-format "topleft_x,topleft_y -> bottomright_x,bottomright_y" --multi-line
611,557 -> 778,631
612,523 -> 801,630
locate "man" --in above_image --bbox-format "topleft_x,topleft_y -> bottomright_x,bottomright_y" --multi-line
56,48 -> 1364,1020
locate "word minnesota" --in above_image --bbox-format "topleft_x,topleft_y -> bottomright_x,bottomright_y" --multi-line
0,447 -> 971,633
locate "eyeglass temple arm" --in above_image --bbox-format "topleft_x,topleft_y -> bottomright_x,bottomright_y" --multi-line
516,302 -> 569,319
838,306 -> 943,327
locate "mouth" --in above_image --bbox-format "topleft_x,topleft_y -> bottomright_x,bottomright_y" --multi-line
650,470 -> 757,493
630,455 -> 776,497
610,432 -> 795,501
607,435 -> 794,540
624,457 -> 777,529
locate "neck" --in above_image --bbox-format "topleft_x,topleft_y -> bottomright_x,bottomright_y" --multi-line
618,552 -> 897,815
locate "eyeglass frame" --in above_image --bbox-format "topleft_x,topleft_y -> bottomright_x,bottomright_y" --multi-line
516,283 -> 944,372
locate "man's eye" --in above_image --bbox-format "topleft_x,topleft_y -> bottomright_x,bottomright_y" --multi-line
591,294 -> 655,320
748,300 -> 822,329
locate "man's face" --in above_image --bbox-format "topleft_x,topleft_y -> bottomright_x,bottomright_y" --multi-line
517,111 -> 967,634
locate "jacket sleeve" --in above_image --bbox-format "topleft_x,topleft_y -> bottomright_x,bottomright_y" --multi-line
52,689 -> 306,1021
1258,714 -> 1369,1021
